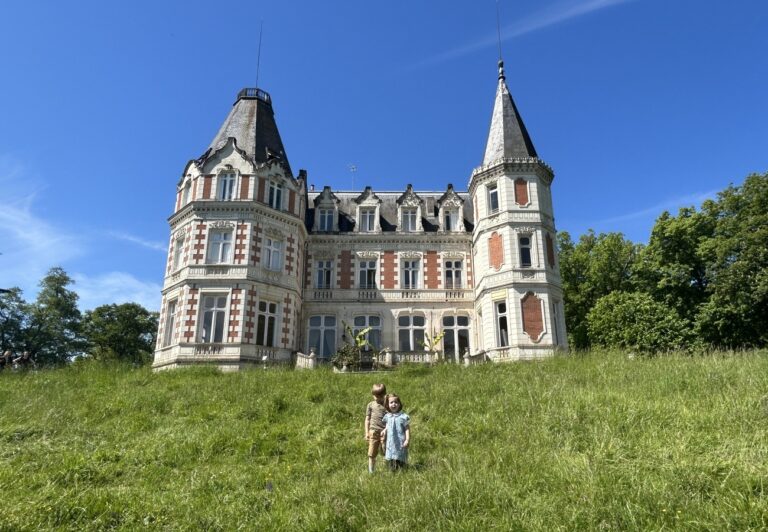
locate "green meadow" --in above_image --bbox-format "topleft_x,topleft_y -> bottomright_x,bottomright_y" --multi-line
1,352 -> 767,530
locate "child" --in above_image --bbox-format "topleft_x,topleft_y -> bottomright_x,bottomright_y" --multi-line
380,393 -> 410,471
364,383 -> 387,473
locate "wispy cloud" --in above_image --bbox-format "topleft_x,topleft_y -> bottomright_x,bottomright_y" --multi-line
73,271 -> 162,311
418,0 -> 636,67
108,231 -> 167,252
591,190 -> 719,225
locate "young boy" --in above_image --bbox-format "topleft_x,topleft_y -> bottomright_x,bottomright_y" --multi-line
364,383 -> 387,473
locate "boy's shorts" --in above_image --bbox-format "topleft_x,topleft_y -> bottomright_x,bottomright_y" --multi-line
367,430 -> 384,458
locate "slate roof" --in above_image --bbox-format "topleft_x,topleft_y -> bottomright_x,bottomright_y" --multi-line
200,88 -> 292,176
482,61 -> 538,165
307,188 -> 474,233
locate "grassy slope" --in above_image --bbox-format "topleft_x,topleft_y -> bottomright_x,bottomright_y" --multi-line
1,352 -> 767,530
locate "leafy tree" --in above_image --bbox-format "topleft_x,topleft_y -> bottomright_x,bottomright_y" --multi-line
634,207 -> 715,322
696,173 -> 768,347
0,287 -> 27,352
25,267 -> 84,365
83,303 -> 159,364
587,291 -> 693,353
558,230 -> 641,349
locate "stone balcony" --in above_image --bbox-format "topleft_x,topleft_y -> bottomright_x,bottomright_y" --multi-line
306,288 -> 473,303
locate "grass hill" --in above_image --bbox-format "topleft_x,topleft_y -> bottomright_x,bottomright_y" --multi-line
1,351 -> 767,530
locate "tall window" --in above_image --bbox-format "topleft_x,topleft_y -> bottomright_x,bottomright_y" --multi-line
495,301 -> 509,347
398,315 -> 425,351
200,294 -> 227,343
519,236 -> 532,268
308,315 -> 336,359
401,208 -> 417,232
207,231 -> 232,264
443,315 -> 470,363
487,184 -> 499,214
360,208 -> 376,232
358,259 -> 377,289
182,182 -> 192,205
256,301 -> 278,347
353,315 -> 381,350
444,260 -> 463,289
162,300 -> 177,347
444,209 -> 458,231
268,181 -> 283,209
172,236 -> 185,270
402,259 -> 420,289
318,209 -> 333,232
217,173 -> 236,200
264,238 -> 283,271
315,260 -> 333,289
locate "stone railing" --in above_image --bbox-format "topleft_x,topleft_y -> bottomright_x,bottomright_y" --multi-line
295,348 -> 318,370
306,288 -> 473,303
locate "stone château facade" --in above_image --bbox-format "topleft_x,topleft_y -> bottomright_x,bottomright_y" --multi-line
153,61 -> 567,371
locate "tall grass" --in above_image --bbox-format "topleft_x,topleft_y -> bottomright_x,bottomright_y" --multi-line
1,351 -> 767,530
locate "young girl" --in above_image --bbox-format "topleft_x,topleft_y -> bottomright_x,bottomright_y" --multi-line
380,394 -> 410,471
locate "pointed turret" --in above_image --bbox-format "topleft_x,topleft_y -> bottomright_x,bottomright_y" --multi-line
482,60 -> 538,165
203,88 -> 292,176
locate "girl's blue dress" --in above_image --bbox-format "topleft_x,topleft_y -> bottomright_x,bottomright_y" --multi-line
383,411 -> 410,462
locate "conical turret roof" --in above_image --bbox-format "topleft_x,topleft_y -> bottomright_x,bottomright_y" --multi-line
203,88 -> 292,176
482,61 -> 538,165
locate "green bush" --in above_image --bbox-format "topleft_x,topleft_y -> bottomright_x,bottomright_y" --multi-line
587,291 -> 694,353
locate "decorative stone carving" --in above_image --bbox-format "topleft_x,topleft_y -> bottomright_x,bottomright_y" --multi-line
264,226 -> 284,239
210,221 -> 235,229
400,251 -> 422,259
356,251 -> 379,258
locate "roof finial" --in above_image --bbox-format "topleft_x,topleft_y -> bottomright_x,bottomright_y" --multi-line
255,19 -> 264,88
496,0 -> 505,80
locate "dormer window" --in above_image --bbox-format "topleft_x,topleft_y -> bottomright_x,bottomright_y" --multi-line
217,173 -> 236,201
360,208 -> 376,232
182,181 -> 192,205
444,209 -> 458,231
436,184 -> 465,232
318,209 -> 334,232
268,181 -> 283,210
402,208 -> 417,232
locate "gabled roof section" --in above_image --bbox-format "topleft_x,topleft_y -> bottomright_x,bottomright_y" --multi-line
396,184 -> 423,206
313,185 -> 340,206
482,61 -> 538,165
200,88 -> 292,176
436,183 -> 464,208
354,186 -> 382,205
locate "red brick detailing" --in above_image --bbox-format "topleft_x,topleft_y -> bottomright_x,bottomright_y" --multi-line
228,289 -> 242,341
240,176 -> 250,200
521,292 -> 544,342
281,295 -> 291,346
489,232 -> 504,271
183,289 -> 199,340
202,176 -> 213,199
243,289 -> 257,342
257,177 -> 266,203
339,250 -> 353,289
192,223 -> 207,263
546,233 -> 556,268
191,178 -> 198,200
234,224 -> 248,264
425,251 -> 439,289
285,235 -> 295,275
288,190 -> 296,215
250,225 -> 263,266
381,251 -> 396,289
514,178 -> 529,205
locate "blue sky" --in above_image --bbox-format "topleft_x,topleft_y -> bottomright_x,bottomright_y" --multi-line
1,0 -> 766,311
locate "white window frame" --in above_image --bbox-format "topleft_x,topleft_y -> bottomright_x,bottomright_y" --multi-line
217,172 -> 236,201
182,181 -> 192,205
398,314 -> 426,351
488,184 -> 499,214
495,300 -> 509,348
401,208 -> 417,232
172,236 -> 185,271
315,260 -> 333,289
199,293 -> 228,343
401,259 -> 420,290
358,259 -> 377,289
318,209 -> 334,232
206,230 -> 232,264
442,314 -> 470,363
162,299 -> 177,347
256,300 -> 279,347
308,315 -> 336,359
268,180 -> 283,210
353,315 -> 382,351
264,238 -> 283,271
443,208 -> 458,231
444,260 -> 463,289
519,235 -> 532,268
360,208 -> 376,232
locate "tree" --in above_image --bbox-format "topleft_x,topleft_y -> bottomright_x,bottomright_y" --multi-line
558,230 -> 641,349
25,267 -> 84,365
696,173 -> 768,347
0,287 -> 27,352
587,291 -> 693,354
83,303 -> 159,364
